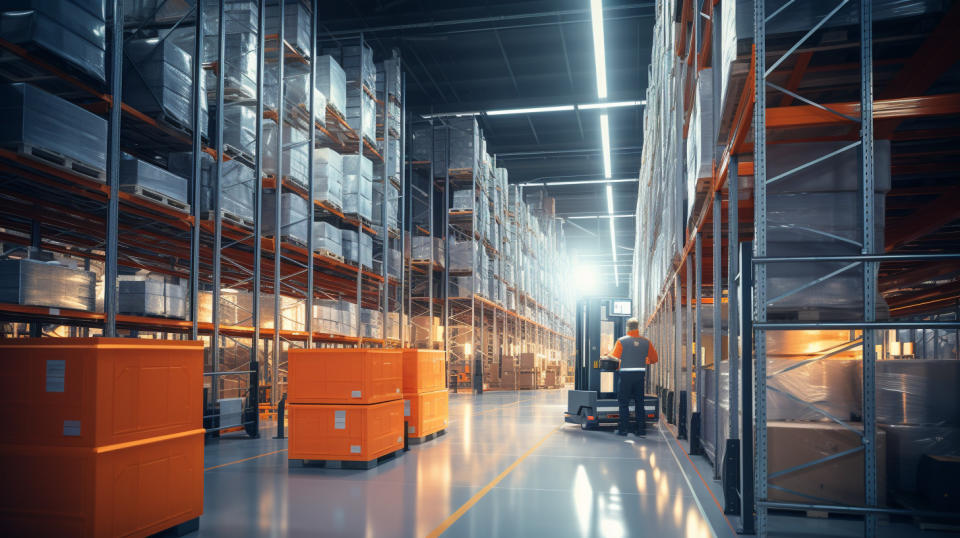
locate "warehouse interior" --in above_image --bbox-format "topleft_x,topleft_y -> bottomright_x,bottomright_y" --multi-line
0,0 -> 958,536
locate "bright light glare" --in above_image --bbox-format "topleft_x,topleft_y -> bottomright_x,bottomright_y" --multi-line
526,178 -> 637,187
600,113 -> 612,179
606,184 -> 614,214
578,100 -> 646,110
574,265 -> 599,295
486,105 -> 575,115
590,0 -> 607,99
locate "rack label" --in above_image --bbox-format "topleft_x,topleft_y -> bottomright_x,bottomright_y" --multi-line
46,360 -> 65,392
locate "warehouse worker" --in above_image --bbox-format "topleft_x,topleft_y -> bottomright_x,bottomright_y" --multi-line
610,318 -> 659,436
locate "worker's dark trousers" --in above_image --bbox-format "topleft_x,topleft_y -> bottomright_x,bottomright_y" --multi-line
617,370 -> 646,434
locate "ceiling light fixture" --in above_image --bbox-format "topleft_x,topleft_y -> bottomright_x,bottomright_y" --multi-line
600,113 -> 612,179
521,178 -> 637,187
590,0 -> 607,99
578,100 -> 646,110
486,105 -> 575,115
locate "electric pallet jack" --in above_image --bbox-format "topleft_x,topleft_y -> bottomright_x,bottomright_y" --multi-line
564,297 -> 659,430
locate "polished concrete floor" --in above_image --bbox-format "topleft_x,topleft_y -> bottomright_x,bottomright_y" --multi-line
197,390 -> 735,537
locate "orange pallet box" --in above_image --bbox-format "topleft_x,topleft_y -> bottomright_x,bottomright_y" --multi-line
401,348 -> 446,394
288,400 -> 403,463
0,428 -> 205,537
403,389 -> 448,440
0,338 -> 203,447
287,348 -> 402,404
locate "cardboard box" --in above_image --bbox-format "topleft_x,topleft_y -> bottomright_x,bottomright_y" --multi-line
519,353 -> 537,370
0,338 -> 203,447
288,349 -> 402,405
288,400 -> 403,462
768,421 -> 886,506
518,371 -> 537,390
403,390 -> 448,439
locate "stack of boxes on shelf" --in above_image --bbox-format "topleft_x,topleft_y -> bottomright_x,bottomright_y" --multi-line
287,348 -> 404,468
118,271 -> 188,319
402,349 -> 448,443
323,42 -> 377,146
0,251 -> 97,312
0,339 -> 204,535
343,154 -> 374,222
518,353 -> 538,390
314,147 -> 343,210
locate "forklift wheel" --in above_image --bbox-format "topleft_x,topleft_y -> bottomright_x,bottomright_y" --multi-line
580,409 -> 597,430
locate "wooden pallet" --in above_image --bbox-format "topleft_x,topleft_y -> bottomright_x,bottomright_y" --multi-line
223,144 -> 255,168
203,209 -> 254,229
290,449 -> 401,470
408,429 -> 446,445
120,184 -> 190,212
13,143 -> 106,183
315,248 -> 345,263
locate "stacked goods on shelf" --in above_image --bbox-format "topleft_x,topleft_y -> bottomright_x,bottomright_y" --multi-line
343,154 -> 373,221
118,271 -> 187,319
170,152 -> 256,225
124,37 -> 208,136
402,349 -> 448,443
263,121 -> 309,188
312,221 -> 342,259
0,339 -> 204,536
219,102 -> 257,159
0,83 -> 107,180
262,191 -> 309,246
0,253 -> 96,312
317,55 -> 346,117
359,308 -> 381,338
314,147 -> 343,210
119,153 -> 190,208
265,0 -> 311,58
342,229 -> 373,269
433,117 -> 480,175
287,349 -> 404,467
322,42 -> 376,145
0,0 -> 107,84
373,180 -> 400,231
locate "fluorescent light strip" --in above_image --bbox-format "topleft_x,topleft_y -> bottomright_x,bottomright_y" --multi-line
578,100 -> 645,110
525,178 -> 637,187
567,214 -> 634,219
590,0 -> 607,99
486,105 -> 575,115
605,184 -> 614,214
600,113 -> 611,179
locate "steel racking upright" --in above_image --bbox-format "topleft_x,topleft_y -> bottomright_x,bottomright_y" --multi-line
0,1 -> 405,434
637,0 -> 960,535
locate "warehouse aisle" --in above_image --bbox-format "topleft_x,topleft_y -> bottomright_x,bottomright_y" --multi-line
198,390 -> 732,537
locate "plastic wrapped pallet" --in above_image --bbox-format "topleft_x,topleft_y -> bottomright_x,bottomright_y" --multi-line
409,123 -> 433,162
341,229 -> 373,269
342,155 -> 373,221
373,181 -> 399,230
0,83 -> 107,174
387,248 -> 402,279
118,274 -> 165,316
263,121 -> 309,187
346,92 -> 376,144
124,38 -> 208,137
412,236 -> 432,260
686,69 -> 713,215
170,152 -> 255,223
434,117 -> 479,174
313,299 -> 341,334
261,191 -> 309,245
0,0 -> 106,83
217,102 -> 256,157
208,0 -> 259,35
164,276 -> 187,319
324,42 -> 376,92
215,32 -> 257,100
265,0 -> 311,58
119,154 -> 188,204
264,64 -> 310,112
449,240 -> 475,273
375,137 -> 402,181
452,190 -> 473,210
316,55 -> 346,117
340,299 -> 358,334
314,147 -> 343,209
0,258 -> 96,312
312,221 -> 342,258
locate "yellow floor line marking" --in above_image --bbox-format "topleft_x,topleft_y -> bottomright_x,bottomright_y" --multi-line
447,397 -> 533,424
426,424 -> 562,537
205,448 -> 288,471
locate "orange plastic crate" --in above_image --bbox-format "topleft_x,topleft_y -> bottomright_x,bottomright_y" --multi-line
287,348 -> 402,404
403,389 -> 448,439
288,400 -> 404,462
0,338 -> 203,447
401,349 -> 446,394
0,428 -> 204,537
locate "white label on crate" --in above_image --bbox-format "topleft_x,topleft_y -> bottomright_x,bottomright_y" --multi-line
351,390 -> 361,398
63,420 -> 81,436
395,388 -> 400,393
350,445 -> 361,454
397,436 -> 402,443
404,400 -> 410,417
334,410 -> 346,430
408,425 -> 415,434
46,360 -> 65,392
49,308 -> 60,316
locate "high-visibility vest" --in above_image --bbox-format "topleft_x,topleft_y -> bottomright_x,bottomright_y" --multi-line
618,336 -> 649,372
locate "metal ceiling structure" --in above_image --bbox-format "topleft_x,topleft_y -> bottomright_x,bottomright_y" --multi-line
321,0 -> 654,290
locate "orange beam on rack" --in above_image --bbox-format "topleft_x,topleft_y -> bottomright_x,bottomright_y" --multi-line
885,191 -> 960,251
779,52 -> 813,106
766,93 -> 960,129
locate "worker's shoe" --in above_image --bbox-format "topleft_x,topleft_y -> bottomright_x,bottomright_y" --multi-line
615,429 -> 629,436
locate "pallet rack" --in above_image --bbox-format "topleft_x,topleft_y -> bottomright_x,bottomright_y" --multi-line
636,0 -> 960,535
0,2 -> 405,436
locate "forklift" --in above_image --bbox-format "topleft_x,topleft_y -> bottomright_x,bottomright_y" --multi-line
565,297 -> 659,429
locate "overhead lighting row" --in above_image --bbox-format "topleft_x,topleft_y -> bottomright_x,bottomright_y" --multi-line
421,100 -> 645,119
